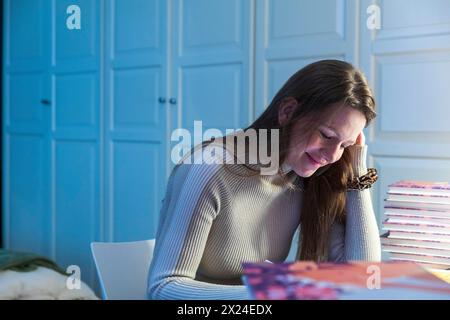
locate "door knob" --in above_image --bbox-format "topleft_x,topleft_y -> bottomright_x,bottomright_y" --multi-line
169,98 -> 177,105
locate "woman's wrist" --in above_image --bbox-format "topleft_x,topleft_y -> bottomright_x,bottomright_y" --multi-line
347,144 -> 368,176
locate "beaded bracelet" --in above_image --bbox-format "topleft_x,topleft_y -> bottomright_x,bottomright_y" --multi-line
347,168 -> 378,190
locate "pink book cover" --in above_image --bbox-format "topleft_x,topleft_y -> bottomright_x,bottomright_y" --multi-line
384,201 -> 450,211
387,229 -> 450,236
387,193 -> 450,200
384,213 -> 450,222
382,244 -> 450,258
241,261 -> 450,300
382,220 -> 450,232
381,235 -> 450,249
389,180 -> 450,191
388,252 -> 450,263
384,206 -> 450,214
387,230 -> 450,243
383,217 -> 450,227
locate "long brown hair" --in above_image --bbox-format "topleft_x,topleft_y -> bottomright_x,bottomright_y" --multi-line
249,60 -> 376,261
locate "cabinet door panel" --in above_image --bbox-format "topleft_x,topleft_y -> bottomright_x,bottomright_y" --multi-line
255,0 -> 356,116
171,0 -> 252,156
3,0 -> 50,256
105,0 -> 168,242
50,0 -> 101,286
6,0 -> 47,68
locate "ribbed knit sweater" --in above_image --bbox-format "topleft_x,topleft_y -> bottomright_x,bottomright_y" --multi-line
148,144 -> 381,300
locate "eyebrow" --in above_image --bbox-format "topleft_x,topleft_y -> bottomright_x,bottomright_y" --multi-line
322,125 -> 356,145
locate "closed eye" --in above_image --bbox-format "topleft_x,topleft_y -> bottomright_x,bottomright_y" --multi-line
320,131 -> 350,149
319,131 -> 331,139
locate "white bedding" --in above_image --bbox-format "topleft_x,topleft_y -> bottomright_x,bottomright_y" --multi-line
0,266 -> 98,300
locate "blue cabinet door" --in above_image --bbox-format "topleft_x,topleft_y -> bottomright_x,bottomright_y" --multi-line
104,0 -> 168,242
50,0 -> 102,288
171,0 -> 252,145
3,0 -> 169,292
4,0 -> 252,293
255,0 -> 358,116
3,0 -> 52,256
3,0 -> 103,288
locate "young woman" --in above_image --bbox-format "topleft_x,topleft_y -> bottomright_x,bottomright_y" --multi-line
148,60 -> 381,300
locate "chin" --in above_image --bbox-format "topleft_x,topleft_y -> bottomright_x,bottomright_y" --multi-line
293,167 -> 316,178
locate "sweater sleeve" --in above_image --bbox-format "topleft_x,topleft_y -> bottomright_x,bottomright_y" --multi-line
328,145 -> 381,262
147,159 -> 250,300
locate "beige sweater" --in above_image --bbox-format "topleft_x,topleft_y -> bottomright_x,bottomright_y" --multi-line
148,144 -> 381,299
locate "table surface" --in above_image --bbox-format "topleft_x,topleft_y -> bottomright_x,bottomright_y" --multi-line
428,269 -> 450,284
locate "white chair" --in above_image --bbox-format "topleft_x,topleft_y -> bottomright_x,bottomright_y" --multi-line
90,239 -> 155,300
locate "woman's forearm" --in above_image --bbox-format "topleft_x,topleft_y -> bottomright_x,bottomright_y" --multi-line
344,144 -> 381,261
344,188 -> 381,261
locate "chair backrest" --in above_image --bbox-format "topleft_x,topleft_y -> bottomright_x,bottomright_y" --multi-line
90,239 -> 155,300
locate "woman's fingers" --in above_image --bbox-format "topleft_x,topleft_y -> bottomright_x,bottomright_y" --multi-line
355,131 -> 365,146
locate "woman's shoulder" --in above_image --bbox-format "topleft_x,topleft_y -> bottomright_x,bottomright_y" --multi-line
169,142 -> 231,182
170,141 -> 259,186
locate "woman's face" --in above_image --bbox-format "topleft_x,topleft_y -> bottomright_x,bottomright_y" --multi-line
282,103 -> 366,178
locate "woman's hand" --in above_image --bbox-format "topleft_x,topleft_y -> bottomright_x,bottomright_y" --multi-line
355,131 -> 365,146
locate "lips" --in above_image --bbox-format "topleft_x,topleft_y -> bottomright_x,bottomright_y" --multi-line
306,153 -> 322,165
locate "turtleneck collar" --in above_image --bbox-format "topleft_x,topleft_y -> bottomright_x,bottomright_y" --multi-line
280,162 -> 293,174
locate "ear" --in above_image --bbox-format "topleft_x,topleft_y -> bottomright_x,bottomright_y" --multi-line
278,97 -> 298,126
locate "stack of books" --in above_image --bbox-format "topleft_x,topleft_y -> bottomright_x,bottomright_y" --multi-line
381,180 -> 450,271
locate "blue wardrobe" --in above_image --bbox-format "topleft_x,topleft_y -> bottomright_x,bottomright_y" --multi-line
3,0 -> 363,292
